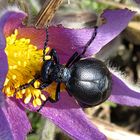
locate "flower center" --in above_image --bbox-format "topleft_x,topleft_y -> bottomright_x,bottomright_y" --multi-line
3,29 -> 53,107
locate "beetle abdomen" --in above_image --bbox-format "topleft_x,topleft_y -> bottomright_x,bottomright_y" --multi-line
66,58 -> 111,106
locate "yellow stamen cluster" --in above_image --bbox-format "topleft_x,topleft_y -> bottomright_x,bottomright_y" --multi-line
3,29 -> 51,107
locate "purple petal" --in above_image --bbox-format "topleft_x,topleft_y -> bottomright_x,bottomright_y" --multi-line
0,10 -> 26,91
85,9 -> 135,56
134,0 -> 140,4
48,26 -> 97,63
0,11 -> 31,139
40,93 -> 106,140
0,51 -> 7,105
0,106 -> 14,140
17,9 -> 135,63
17,26 -> 96,64
109,70 -> 140,106
0,11 -> 9,104
1,98 -> 31,140
2,10 -> 26,36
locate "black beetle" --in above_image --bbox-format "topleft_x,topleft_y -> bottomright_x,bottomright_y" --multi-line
16,27 -> 112,111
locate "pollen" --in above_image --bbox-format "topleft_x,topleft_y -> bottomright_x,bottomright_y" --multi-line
3,29 -> 51,107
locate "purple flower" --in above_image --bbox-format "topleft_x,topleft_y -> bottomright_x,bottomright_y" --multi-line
0,7 -> 139,140
134,0 -> 140,4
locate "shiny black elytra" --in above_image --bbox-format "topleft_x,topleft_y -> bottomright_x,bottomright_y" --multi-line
16,27 -> 111,111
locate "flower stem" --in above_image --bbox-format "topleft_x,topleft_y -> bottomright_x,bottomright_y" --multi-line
35,0 -> 63,27
40,118 -> 56,140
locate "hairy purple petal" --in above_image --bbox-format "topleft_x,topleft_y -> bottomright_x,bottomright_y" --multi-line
40,93 -> 106,140
1,98 -> 31,140
109,71 -> 140,106
85,9 -> 135,56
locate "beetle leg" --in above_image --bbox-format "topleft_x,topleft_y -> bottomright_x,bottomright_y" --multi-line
37,83 -> 60,112
66,89 -> 72,97
54,82 -> 61,101
68,55 -> 81,68
37,82 -> 51,90
15,75 -> 40,93
65,52 -> 79,67
48,82 -> 61,103
37,97 -> 50,112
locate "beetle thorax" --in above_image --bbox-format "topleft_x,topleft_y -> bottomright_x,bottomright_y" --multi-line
50,64 -> 71,83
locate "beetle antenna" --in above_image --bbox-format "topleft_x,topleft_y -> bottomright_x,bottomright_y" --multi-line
66,26 -> 98,68
43,26 -> 49,61
81,26 -> 98,56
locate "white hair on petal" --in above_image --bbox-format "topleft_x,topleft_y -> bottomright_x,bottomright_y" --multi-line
108,66 -> 140,93
67,0 -> 71,4
0,5 -> 25,19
